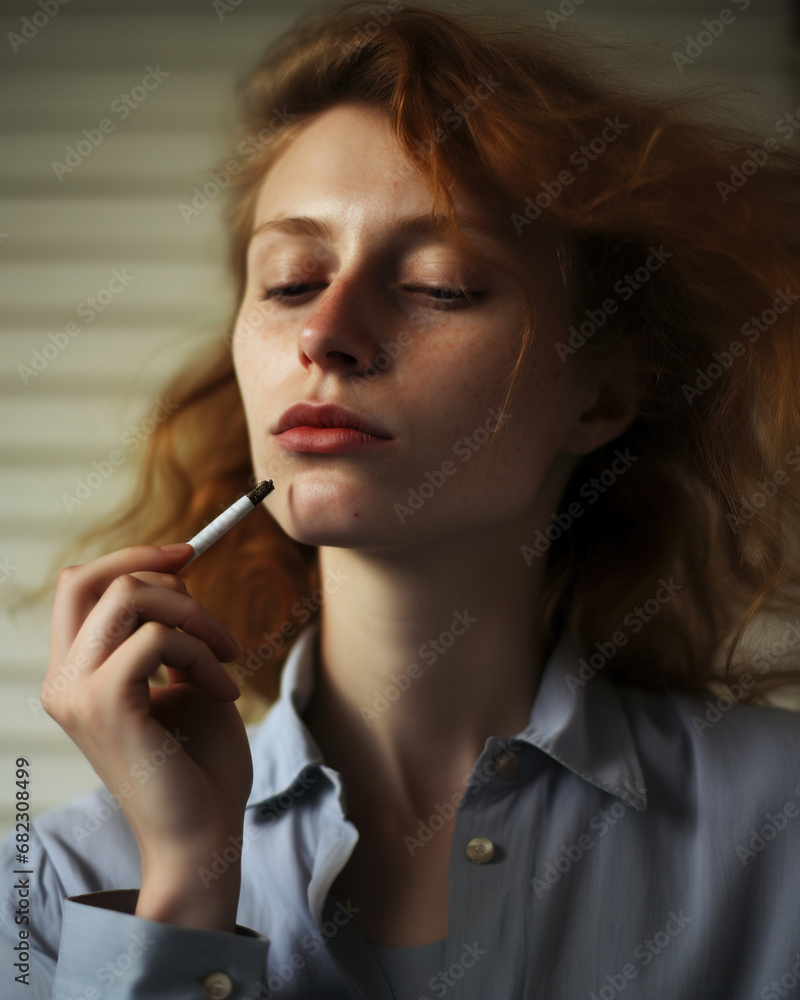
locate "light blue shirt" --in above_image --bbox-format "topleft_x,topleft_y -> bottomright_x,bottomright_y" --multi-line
2,617 -> 800,999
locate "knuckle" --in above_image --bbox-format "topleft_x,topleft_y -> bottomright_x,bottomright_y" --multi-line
109,574 -> 140,600
40,684 -> 74,727
163,573 -> 189,593
137,619 -> 169,644
56,564 -> 81,589
39,685 -> 57,716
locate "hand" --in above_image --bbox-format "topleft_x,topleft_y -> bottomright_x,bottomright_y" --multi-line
42,543 -> 253,928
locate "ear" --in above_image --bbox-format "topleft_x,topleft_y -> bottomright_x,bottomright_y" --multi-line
561,359 -> 644,458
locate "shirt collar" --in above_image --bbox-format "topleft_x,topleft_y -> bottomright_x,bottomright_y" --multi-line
516,628 -> 648,811
245,619 -> 648,813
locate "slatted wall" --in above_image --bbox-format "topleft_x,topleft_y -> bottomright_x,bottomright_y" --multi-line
1,0 -> 798,840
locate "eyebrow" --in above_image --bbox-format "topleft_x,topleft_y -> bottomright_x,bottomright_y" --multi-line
247,212 -> 513,260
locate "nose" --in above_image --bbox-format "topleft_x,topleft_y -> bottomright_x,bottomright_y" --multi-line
297,268 -> 383,377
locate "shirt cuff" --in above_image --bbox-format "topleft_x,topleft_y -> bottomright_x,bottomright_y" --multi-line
53,891 -> 269,1000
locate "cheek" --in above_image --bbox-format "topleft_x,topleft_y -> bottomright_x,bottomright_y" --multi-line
513,342 -> 574,459
467,306 -> 575,485
232,296 -> 277,371
232,289 -> 270,343
232,331 -> 271,431
422,303 -> 522,391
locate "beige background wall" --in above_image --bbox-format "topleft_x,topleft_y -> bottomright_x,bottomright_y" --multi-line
1,0 -> 798,840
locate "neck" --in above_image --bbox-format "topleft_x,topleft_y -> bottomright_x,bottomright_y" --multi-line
301,513 -> 552,819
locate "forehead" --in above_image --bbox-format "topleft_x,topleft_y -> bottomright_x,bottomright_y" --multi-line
250,103 -> 418,222
247,101 -> 562,279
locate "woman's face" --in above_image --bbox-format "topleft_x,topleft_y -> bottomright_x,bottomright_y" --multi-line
232,102 -> 597,551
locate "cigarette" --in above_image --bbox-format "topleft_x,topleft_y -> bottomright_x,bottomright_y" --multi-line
180,480 -> 274,568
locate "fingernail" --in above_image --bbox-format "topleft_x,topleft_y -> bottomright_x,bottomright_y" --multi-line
159,543 -> 192,554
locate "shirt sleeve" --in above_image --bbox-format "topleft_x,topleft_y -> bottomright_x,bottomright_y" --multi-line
54,892 -> 269,1000
0,820 -> 270,1000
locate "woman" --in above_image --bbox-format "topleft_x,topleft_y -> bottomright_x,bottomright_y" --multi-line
3,1 -> 800,997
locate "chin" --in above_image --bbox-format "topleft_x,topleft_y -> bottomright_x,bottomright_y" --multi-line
284,518 -> 404,551
275,506 -> 423,552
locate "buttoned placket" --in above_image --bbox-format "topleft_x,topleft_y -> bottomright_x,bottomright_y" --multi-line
241,620 -> 649,997
416,737 -> 526,993
309,739 -> 529,1000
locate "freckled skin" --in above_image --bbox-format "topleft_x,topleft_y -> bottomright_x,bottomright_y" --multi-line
231,101 -> 623,554
227,107 -> 642,948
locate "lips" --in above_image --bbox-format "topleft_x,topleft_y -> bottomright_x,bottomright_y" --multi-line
274,401 -> 392,439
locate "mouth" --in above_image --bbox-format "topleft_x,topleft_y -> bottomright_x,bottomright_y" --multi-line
273,400 -> 393,452
274,426 -> 393,454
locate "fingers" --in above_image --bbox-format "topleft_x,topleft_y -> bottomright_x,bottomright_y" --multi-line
44,622 -> 241,733
50,544 -> 194,664
67,575 -> 240,676
41,543 -> 251,866
130,570 -> 191,594
101,624 -> 240,714
45,545 -> 243,729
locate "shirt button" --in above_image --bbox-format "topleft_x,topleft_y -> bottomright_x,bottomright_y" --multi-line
203,972 -> 233,999
466,836 -> 495,863
495,749 -> 520,777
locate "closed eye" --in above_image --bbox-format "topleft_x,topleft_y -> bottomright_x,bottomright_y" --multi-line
260,283 -> 482,309
261,283 -> 325,302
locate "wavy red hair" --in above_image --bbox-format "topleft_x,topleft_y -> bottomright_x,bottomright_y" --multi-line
51,0 -> 800,721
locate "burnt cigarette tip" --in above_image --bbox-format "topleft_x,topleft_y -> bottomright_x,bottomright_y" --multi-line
247,479 -> 274,506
